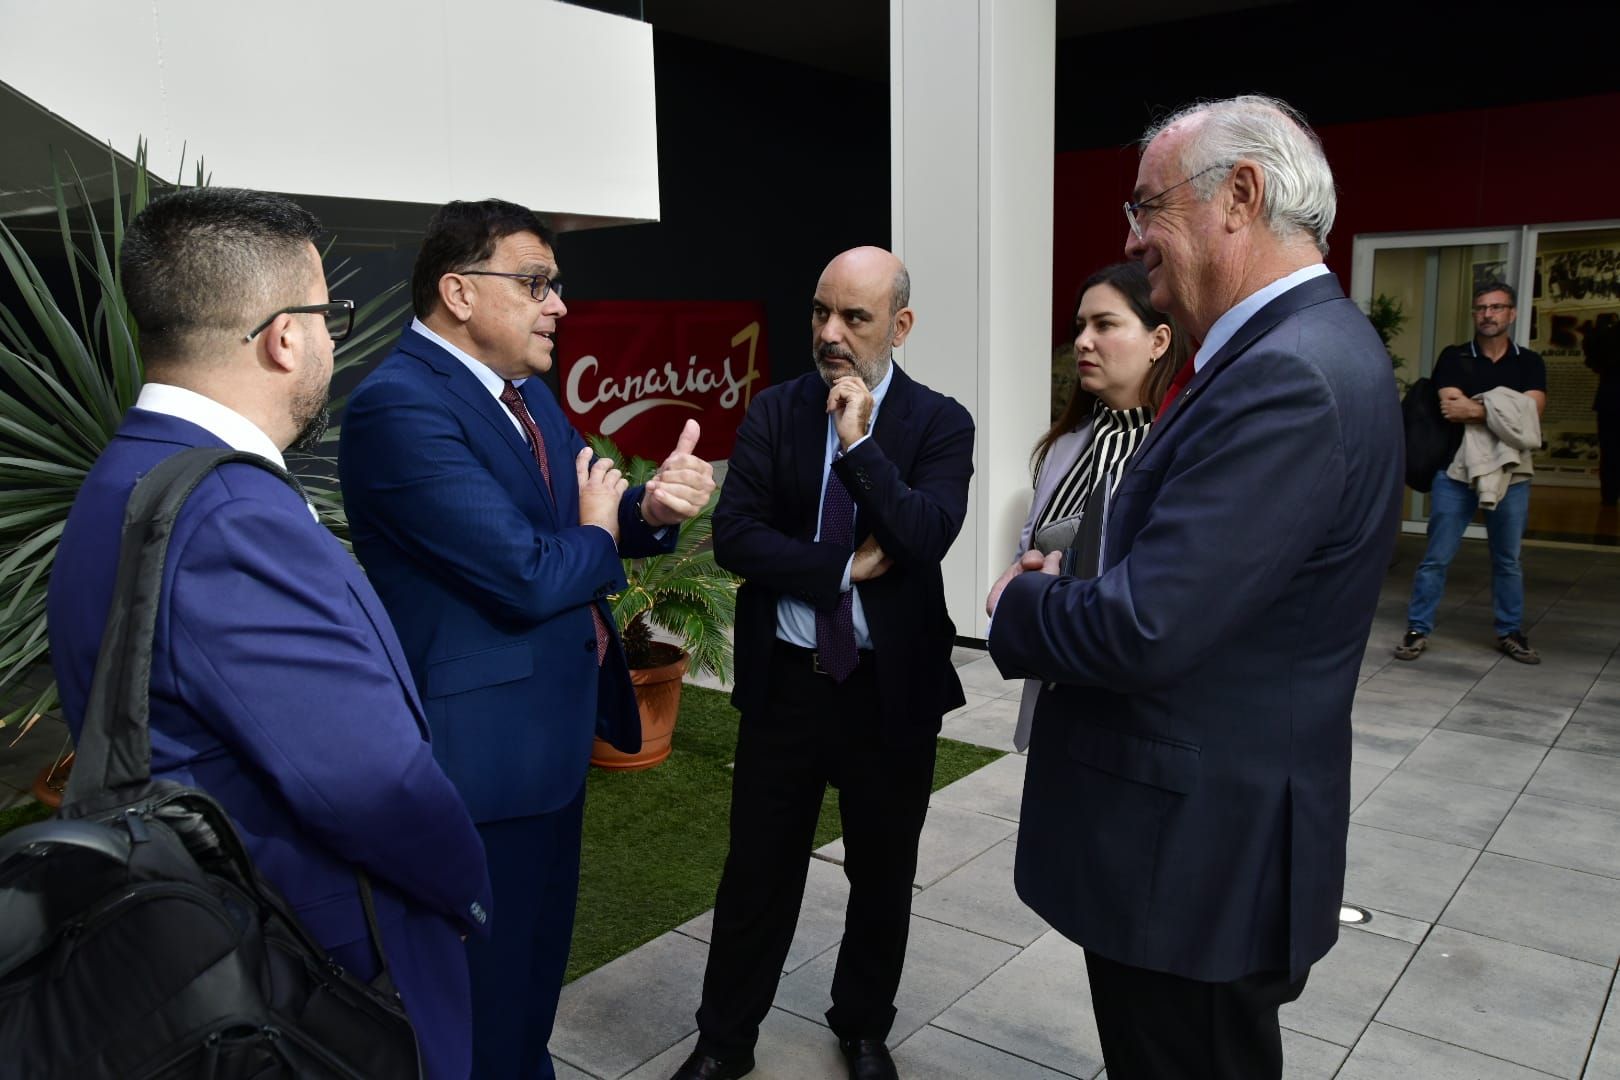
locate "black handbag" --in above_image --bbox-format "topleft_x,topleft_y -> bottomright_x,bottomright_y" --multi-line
1401,376 -> 1452,493
0,449 -> 423,1079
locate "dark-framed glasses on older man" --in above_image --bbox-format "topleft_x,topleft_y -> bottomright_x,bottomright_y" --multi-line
457,270 -> 563,303
244,299 -> 355,343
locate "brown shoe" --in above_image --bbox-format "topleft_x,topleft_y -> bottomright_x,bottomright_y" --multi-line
1393,629 -> 1427,661
1498,631 -> 1541,665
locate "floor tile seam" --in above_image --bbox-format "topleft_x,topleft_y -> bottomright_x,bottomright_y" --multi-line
1577,966 -> 1620,1080
909,1022 -> 1091,1079
1395,732 -> 1551,793
1345,818 -> 1486,856
910,909 -> 1036,950
549,1047 -> 617,1080
1478,840 -> 1620,884
926,797 -> 1021,824
1519,785 -> 1620,815
1363,1018 -> 1569,1078
1479,788 -> 1620,882
1327,920 -> 1441,1063
1276,1020 -> 1350,1051
1429,910 -> 1620,971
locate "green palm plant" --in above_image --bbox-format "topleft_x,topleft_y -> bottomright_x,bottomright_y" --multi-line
0,141 -> 408,735
585,434 -> 738,681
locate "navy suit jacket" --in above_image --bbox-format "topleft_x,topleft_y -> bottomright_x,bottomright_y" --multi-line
990,273 -> 1403,981
48,409 -> 493,1079
338,325 -> 674,823
716,366 -> 974,738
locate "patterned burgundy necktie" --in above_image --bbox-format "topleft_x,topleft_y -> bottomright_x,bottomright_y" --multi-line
500,380 -> 610,665
814,459 -> 858,682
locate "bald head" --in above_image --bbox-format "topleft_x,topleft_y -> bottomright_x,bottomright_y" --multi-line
811,246 -> 915,389
821,246 -> 911,318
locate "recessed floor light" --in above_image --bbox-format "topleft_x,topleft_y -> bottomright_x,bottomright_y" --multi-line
1340,904 -> 1372,925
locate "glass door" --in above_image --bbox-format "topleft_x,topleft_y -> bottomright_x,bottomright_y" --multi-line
1516,223 -> 1620,546
1351,229 -> 1520,537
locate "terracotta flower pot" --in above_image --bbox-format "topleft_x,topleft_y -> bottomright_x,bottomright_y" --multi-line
30,751 -> 74,809
590,644 -> 688,771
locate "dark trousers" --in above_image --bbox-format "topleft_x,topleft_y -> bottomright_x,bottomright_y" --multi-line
694,642 -> 937,1059
1084,950 -> 1309,1080
467,783 -> 586,1080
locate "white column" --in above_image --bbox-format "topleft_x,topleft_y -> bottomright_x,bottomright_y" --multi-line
891,0 -> 1055,639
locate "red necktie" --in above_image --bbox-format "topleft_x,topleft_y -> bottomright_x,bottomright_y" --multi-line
1156,357 -> 1198,422
500,381 -> 610,665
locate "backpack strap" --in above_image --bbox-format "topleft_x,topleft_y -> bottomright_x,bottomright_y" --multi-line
65,448 -> 304,799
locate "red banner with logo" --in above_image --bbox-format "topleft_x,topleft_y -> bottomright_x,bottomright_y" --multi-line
556,300 -> 770,463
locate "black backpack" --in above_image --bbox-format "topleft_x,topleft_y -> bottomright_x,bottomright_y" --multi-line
1401,376 -> 1452,493
0,449 -> 422,1079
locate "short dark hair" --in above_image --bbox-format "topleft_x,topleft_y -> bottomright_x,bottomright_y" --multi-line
120,187 -> 321,366
412,199 -> 557,318
1474,280 -> 1517,306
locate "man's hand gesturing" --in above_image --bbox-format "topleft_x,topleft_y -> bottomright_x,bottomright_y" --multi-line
641,419 -> 717,527
577,447 -> 628,545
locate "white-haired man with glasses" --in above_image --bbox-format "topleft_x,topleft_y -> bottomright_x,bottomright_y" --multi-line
988,95 -> 1402,1080
1395,281 -> 1547,665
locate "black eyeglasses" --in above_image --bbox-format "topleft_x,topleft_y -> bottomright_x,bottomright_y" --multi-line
244,300 -> 355,343
1472,302 -> 1513,314
1124,162 -> 1231,240
457,270 -> 563,303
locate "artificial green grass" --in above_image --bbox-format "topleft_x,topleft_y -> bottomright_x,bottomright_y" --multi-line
567,684 -> 1004,982
0,798 -> 51,837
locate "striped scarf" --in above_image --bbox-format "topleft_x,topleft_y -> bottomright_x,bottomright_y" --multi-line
1034,400 -> 1153,533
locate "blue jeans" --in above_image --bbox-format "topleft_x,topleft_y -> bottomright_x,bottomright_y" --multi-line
1406,470 -> 1530,637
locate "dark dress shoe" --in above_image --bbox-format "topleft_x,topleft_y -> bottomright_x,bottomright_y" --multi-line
667,1048 -> 755,1079
838,1039 -> 899,1080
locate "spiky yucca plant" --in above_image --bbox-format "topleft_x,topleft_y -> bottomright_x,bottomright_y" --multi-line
0,142 -> 408,733
585,434 -> 738,681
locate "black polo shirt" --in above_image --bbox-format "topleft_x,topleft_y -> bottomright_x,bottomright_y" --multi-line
1431,339 -> 1546,455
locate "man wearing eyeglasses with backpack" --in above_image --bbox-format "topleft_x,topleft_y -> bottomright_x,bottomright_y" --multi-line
1395,281 -> 1548,665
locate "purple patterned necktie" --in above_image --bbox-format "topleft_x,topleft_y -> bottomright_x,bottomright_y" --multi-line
815,461 -> 858,682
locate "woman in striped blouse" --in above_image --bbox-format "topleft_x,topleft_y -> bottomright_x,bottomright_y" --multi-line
1016,261 -> 1188,566
996,261 -> 1188,749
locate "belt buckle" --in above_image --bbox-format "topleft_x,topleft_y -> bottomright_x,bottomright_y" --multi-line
811,651 -> 827,675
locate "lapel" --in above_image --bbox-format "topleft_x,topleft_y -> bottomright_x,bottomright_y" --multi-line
120,408 -> 433,738
1131,271 -> 1346,464
397,326 -> 554,511
792,374 -> 831,522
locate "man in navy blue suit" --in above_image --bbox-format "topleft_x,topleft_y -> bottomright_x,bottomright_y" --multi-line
989,96 -> 1403,1080
339,199 -> 716,1079
48,187 -> 493,1080
672,247 -> 975,1080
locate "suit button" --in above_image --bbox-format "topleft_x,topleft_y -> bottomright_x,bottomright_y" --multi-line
585,638 -> 597,652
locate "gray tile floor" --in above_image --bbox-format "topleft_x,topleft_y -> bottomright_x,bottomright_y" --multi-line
551,536 -> 1620,1079
2,536 -> 1615,1077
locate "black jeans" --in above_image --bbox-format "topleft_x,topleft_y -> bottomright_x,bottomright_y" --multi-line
694,642 -> 937,1059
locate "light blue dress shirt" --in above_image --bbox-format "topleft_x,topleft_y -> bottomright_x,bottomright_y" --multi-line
1193,263 -> 1331,371
775,362 -> 896,650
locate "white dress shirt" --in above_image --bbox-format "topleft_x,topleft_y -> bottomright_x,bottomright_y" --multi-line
134,383 -> 288,467
775,362 -> 895,650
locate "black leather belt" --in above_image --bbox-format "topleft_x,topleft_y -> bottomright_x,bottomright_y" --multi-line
773,639 -> 873,676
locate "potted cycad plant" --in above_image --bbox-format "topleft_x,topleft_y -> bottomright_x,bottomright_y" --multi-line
0,142 -> 408,804
585,435 -> 738,770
